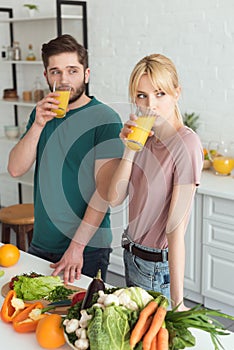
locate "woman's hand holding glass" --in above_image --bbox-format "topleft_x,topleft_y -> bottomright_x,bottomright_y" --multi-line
120,111 -> 155,150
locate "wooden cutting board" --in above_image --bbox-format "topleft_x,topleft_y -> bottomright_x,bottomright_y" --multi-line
1,282 -> 86,315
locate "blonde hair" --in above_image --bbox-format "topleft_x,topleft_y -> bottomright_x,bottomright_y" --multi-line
129,54 -> 183,123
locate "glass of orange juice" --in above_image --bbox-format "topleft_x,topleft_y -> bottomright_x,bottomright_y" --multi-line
126,106 -> 157,151
208,140 -> 234,176
212,157 -> 234,175
52,84 -> 71,118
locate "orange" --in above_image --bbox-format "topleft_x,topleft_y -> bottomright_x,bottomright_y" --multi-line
0,244 -> 20,267
36,314 -> 65,349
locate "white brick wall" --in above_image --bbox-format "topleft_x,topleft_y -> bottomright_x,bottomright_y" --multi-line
86,0 -> 234,143
0,0 -> 234,156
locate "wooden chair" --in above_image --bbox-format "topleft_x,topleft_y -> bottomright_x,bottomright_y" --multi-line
0,203 -> 34,251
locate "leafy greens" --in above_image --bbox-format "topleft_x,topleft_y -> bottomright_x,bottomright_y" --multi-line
13,275 -> 63,300
87,305 -> 139,350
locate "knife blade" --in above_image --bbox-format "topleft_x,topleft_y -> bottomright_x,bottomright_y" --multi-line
48,299 -> 72,307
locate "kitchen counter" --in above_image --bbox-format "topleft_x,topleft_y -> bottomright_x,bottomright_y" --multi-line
198,169 -> 234,200
1,244 -> 234,350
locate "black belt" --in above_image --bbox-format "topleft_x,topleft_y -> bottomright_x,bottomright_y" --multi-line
123,243 -> 168,262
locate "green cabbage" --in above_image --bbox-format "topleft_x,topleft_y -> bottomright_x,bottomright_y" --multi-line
13,275 -> 63,300
88,305 -> 140,350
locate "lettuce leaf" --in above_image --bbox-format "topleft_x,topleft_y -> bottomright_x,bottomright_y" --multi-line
88,305 -> 139,350
13,275 -> 63,300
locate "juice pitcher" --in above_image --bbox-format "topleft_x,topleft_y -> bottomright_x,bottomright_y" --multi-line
208,140 -> 234,176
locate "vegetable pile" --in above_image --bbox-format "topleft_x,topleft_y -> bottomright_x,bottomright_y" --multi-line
63,272 -> 234,350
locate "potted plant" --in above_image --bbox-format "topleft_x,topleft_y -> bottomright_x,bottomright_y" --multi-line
23,4 -> 39,17
182,112 -> 200,132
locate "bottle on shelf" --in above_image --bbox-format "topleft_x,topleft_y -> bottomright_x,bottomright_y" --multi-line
1,45 -> 7,60
7,46 -> 14,60
13,41 -> 21,61
26,44 -> 36,61
33,76 -> 44,102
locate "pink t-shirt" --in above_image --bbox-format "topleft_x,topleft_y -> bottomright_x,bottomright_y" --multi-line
127,126 -> 203,249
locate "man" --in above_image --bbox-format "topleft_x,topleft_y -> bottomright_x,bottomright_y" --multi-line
8,34 -> 123,283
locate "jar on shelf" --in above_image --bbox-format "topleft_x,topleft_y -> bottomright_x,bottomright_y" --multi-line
13,41 -> 21,61
1,46 -> 7,60
7,46 -> 14,60
26,44 -> 36,61
33,76 -> 44,102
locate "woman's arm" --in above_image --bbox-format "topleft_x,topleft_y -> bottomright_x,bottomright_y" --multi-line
166,183 -> 196,310
108,147 -> 135,207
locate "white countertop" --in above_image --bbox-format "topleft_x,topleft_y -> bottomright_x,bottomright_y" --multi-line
198,169 -> 234,200
1,244 -> 234,350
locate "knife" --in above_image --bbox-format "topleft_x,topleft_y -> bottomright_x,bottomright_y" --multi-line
48,299 -> 72,307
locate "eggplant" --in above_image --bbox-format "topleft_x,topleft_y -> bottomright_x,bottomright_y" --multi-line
81,269 -> 105,309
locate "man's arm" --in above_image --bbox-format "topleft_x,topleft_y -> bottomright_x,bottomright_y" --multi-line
8,122 -> 43,177
8,92 -> 59,177
51,157 -> 121,284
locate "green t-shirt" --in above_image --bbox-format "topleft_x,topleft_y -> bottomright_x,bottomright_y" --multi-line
25,97 -> 124,253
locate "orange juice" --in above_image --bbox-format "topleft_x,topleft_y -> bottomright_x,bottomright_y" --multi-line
212,156 -> 234,175
126,116 -> 156,151
52,90 -> 70,118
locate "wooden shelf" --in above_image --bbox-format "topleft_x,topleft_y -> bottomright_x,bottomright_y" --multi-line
1,60 -> 42,65
0,15 -> 82,23
0,136 -> 19,143
0,98 -> 35,107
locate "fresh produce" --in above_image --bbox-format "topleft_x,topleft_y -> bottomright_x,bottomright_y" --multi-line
63,286 -> 234,350
46,285 -> 74,302
36,314 -> 66,348
0,270 -> 5,277
12,301 -> 47,333
203,148 -> 209,160
150,336 -> 157,350
81,269 -> 105,309
142,297 -> 169,350
157,322 -> 169,350
9,272 -> 44,289
0,290 -> 26,323
165,304 -> 234,350
64,286 -> 155,350
71,291 -> 86,306
13,274 -> 63,300
0,244 -> 20,267
130,297 -> 162,348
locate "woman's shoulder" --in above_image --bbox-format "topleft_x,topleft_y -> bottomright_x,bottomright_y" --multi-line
178,126 -> 202,145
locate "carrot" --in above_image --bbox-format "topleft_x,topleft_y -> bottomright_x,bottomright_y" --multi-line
130,296 -> 162,349
150,335 -> 157,350
157,322 -> 169,350
142,297 -> 169,350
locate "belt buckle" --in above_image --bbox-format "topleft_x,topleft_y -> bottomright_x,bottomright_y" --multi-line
162,250 -> 167,262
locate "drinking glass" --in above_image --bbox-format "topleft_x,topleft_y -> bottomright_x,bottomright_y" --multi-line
208,140 -> 234,176
126,106 -> 157,151
52,83 -> 71,118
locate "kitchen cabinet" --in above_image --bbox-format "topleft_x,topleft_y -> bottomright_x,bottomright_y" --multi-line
184,193 -> 203,303
0,1 -> 88,206
202,195 -> 234,316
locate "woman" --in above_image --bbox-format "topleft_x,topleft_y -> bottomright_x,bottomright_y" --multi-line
108,54 -> 203,310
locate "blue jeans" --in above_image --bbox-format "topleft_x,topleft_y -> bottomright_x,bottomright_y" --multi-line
28,243 -> 111,281
123,248 -> 170,302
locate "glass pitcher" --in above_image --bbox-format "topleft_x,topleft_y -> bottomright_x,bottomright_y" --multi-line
208,140 -> 234,176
